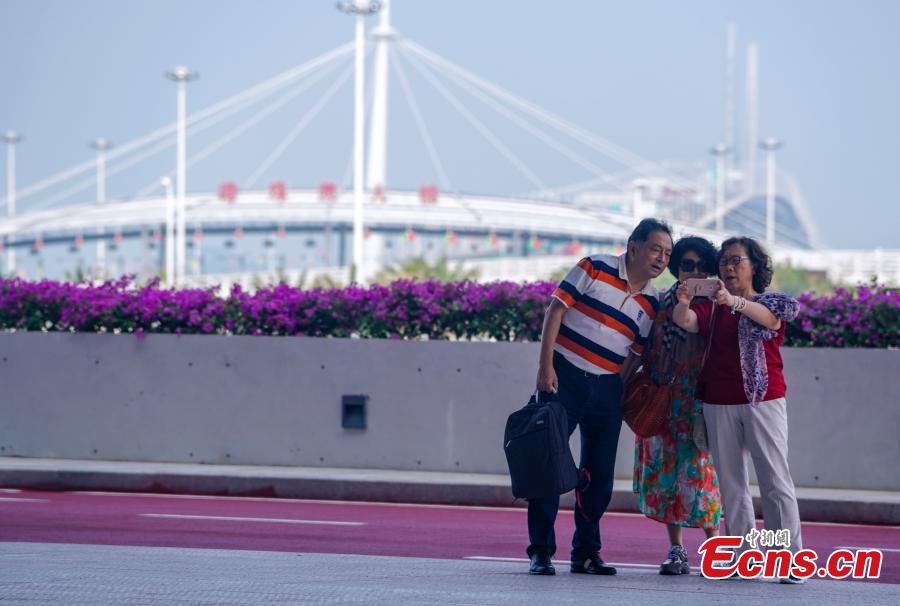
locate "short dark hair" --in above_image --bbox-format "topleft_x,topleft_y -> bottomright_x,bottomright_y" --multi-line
627,218 -> 672,245
719,236 -> 774,292
668,236 -> 718,277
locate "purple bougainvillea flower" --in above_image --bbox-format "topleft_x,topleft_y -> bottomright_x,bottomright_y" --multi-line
0,277 -> 896,347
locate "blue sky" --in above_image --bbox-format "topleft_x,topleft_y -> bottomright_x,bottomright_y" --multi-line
1,0 -> 898,248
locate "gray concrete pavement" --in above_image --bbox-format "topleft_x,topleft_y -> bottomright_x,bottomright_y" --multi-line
0,542 -> 896,605
1,457 -> 899,525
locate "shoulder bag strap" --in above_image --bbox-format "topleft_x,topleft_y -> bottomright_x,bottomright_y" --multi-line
699,303 -> 717,369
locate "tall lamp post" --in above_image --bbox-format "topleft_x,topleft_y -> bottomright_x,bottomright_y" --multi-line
161,176 -> 175,287
632,178 -> 648,222
709,143 -> 731,232
91,137 -> 113,278
759,137 -> 783,249
3,131 -> 22,275
337,1 -> 380,283
165,66 -> 198,287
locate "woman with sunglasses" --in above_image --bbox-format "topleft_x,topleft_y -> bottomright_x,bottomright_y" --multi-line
673,236 -> 804,584
633,236 -> 722,575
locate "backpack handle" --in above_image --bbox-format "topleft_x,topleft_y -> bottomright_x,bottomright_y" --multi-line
534,389 -> 559,404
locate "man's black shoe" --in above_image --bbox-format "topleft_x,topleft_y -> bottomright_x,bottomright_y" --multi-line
529,553 -> 555,575
570,553 -> 617,575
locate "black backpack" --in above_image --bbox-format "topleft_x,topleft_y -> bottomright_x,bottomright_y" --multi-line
503,391 -> 578,499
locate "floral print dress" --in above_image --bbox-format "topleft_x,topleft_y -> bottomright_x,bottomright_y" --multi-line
632,287 -> 722,529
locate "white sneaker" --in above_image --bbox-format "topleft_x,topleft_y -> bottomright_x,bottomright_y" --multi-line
659,544 -> 690,575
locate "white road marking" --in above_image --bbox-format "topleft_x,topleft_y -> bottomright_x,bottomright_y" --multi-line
139,513 -> 366,526
68,492 -> 900,530
74,491 -> 532,512
463,555 -> 658,569
0,497 -> 49,503
804,520 -> 900,530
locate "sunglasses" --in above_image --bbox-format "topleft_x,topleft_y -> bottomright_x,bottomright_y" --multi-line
679,259 -> 711,273
718,255 -> 750,267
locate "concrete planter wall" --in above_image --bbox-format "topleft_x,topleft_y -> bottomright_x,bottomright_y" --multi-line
1,333 -> 898,491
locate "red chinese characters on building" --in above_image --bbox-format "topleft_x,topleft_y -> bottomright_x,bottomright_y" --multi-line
269,181 -> 287,201
218,181 -> 238,203
418,185 -> 438,204
318,182 -> 337,201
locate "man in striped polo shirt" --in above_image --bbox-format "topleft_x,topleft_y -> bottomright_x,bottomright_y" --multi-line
527,218 -> 672,576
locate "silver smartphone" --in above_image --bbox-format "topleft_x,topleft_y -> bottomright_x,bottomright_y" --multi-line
685,278 -> 719,297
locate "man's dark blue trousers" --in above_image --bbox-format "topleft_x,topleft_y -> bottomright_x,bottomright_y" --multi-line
526,351 -> 624,560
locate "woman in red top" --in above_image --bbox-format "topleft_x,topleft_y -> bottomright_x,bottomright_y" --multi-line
672,236 -> 804,584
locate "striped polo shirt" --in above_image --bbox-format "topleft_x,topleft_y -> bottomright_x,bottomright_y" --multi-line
551,253 -> 659,375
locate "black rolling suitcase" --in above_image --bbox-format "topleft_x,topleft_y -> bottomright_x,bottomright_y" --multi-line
503,391 -> 578,499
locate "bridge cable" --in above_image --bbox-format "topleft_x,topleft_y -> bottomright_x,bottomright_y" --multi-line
243,62 -> 356,189
1,42 -> 355,209
134,53 -> 354,199
22,56 -> 349,215
401,39 -> 703,192
391,46 -> 483,225
391,46 -> 454,195
398,42 -> 621,199
399,43 -> 548,193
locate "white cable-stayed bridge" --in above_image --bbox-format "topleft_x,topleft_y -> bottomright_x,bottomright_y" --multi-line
3,2 -> 873,290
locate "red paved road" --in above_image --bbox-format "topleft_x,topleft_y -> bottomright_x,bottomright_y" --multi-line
1,489 -> 897,584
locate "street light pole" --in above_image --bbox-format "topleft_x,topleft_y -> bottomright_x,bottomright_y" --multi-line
632,179 -> 647,222
338,1 -> 380,283
161,177 -> 175,287
709,143 -> 731,232
760,137 -> 783,249
3,131 -> 22,276
166,66 -> 198,287
91,137 -> 113,278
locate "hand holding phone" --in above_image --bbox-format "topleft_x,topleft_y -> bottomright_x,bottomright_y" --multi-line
684,278 -> 719,298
